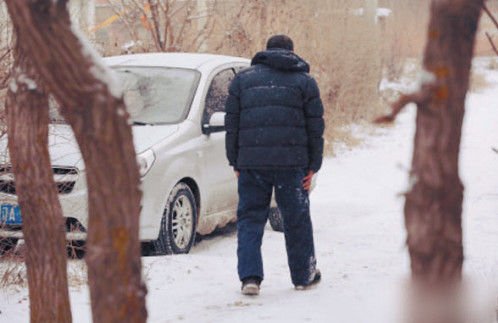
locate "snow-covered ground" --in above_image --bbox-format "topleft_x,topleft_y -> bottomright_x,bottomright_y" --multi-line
1,61 -> 497,322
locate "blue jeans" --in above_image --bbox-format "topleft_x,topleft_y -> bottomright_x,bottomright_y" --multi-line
236,169 -> 317,286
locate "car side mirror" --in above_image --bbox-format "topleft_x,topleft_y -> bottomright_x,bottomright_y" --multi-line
203,112 -> 226,135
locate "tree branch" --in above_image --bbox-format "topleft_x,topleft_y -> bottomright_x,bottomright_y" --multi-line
0,70 -> 11,88
484,3 -> 498,56
483,3 -> 498,30
485,31 -> 498,55
0,46 -> 12,63
374,84 -> 435,124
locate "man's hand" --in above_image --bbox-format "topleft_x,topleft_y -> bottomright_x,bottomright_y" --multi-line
303,171 -> 314,191
235,170 -> 240,178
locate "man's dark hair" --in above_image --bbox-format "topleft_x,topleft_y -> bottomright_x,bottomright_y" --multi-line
266,35 -> 294,51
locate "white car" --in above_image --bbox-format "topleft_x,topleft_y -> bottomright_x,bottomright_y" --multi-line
0,53 -> 293,255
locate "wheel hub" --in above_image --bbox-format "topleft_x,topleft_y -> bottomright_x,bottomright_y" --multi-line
172,195 -> 193,249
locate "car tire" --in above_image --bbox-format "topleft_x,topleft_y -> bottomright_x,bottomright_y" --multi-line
0,238 -> 18,256
268,207 -> 284,232
152,183 -> 197,255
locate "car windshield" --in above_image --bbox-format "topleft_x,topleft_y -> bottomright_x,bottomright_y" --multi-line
49,66 -> 200,125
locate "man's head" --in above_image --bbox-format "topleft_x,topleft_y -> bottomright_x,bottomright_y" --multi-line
266,35 -> 294,52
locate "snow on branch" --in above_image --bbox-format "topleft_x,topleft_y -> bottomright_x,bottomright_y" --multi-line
8,66 -> 38,93
70,24 -> 123,98
374,70 -> 437,124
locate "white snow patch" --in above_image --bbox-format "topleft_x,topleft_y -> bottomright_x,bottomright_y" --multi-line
117,108 -> 126,117
376,8 -> 393,18
8,72 -> 38,93
121,40 -> 141,53
70,24 -> 123,98
8,78 -> 17,93
352,7 -> 393,20
122,40 -> 136,51
17,74 -> 37,91
379,77 -> 409,93
416,69 -> 437,92
380,68 -> 436,95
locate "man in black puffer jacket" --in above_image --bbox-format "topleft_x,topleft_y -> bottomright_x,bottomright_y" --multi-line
225,35 -> 324,295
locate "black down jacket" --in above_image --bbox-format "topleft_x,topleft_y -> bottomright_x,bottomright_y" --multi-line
225,49 -> 325,172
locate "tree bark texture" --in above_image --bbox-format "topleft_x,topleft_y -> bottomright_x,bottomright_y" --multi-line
6,44 -> 71,322
406,0 -> 482,286
5,1 -> 147,322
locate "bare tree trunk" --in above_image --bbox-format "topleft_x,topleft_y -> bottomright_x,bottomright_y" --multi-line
5,1 -> 147,322
6,43 -> 71,322
404,0 -> 483,322
407,0 -> 482,287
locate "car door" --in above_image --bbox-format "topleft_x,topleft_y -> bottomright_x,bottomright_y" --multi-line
201,67 -> 238,214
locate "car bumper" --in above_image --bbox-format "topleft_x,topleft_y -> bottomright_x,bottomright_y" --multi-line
0,187 -> 88,241
0,180 -> 162,242
0,230 -> 87,240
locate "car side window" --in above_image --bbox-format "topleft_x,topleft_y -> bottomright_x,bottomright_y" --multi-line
203,68 -> 235,124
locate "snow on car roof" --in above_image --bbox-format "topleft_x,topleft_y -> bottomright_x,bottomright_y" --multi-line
103,52 -> 249,70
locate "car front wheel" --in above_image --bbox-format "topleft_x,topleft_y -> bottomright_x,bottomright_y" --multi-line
152,183 -> 197,255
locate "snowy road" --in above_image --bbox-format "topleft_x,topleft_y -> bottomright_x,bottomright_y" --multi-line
142,63 -> 498,323
1,63 -> 497,323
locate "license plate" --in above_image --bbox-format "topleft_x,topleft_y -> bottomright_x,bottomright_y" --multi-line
0,204 -> 22,225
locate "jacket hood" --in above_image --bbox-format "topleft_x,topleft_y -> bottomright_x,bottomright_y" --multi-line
251,49 -> 310,73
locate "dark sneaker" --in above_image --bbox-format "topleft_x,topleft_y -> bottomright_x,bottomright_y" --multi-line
241,277 -> 261,296
295,269 -> 321,291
